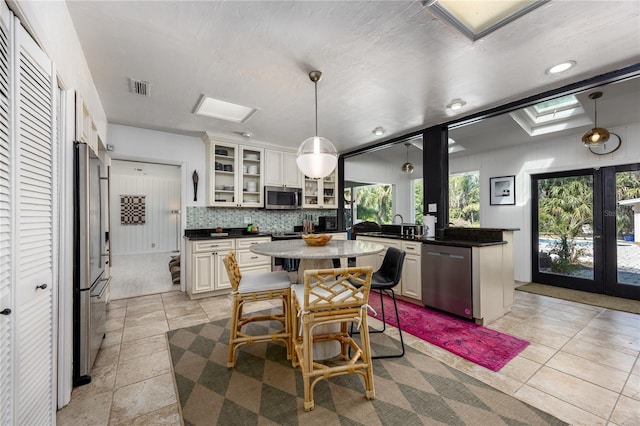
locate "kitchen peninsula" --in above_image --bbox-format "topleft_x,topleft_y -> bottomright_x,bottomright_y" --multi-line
357,227 -> 518,325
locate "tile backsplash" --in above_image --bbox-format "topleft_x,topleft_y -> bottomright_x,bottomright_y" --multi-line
186,207 -> 338,233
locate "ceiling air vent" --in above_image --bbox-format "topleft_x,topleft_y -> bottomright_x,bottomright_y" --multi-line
129,78 -> 150,97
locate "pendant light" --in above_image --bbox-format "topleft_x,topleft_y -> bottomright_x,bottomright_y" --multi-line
296,70 -> 338,179
582,91 -> 610,146
401,142 -> 414,174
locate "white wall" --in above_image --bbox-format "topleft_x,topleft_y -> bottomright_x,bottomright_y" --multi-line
110,162 -> 181,255
108,123 -> 205,203
451,122 -> 640,282
11,1 -> 106,139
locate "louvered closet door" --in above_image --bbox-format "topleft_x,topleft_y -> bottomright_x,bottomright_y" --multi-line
13,17 -> 56,425
0,2 -> 13,424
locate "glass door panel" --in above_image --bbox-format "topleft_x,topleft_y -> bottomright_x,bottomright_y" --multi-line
534,173 -> 597,286
605,165 -> 640,299
615,170 -> 640,285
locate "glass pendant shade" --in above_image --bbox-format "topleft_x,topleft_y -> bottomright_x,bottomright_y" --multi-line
297,70 -> 337,179
296,136 -> 337,179
401,142 -> 414,174
582,127 -> 610,146
582,91 -> 610,147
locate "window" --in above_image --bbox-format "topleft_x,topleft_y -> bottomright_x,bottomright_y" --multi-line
449,172 -> 480,227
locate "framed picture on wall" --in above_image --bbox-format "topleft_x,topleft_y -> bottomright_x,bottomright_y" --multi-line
490,175 -> 515,205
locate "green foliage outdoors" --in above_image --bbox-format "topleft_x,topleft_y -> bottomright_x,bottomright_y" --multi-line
538,176 -> 593,273
355,184 -> 393,224
414,180 -> 423,224
538,171 -> 640,274
449,173 -> 480,227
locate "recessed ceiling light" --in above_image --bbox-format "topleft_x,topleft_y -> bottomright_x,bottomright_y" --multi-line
546,60 -> 576,75
372,127 -> 385,136
447,99 -> 466,110
240,132 -> 252,138
194,94 -> 257,123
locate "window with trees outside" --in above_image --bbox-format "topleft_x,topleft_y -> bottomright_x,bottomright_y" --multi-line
449,172 -> 480,227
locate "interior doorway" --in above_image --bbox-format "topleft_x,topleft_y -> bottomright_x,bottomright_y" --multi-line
531,164 -> 640,300
109,160 -> 181,300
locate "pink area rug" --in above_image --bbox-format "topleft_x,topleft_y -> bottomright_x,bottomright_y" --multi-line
367,293 -> 529,371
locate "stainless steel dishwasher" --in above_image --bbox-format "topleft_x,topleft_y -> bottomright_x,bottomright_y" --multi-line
422,244 -> 473,319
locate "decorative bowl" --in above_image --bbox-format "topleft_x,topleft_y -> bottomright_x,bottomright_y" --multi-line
302,234 -> 332,246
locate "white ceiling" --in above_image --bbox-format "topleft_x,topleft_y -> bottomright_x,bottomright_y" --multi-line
66,1 -> 640,155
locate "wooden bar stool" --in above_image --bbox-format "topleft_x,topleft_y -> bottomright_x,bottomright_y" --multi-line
291,266 -> 374,411
222,251 -> 292,368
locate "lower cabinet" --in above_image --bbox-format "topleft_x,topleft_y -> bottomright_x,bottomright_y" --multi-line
236,237 -> 271,274
356,236 -> 422,303
400,241 -> 421,300
185,236 -> 272,299
186,239 -> 236,299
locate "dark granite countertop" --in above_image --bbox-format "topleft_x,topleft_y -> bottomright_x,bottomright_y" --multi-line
421,238 -> 507,248
184,228 -> 348,241
184,228 -> 271,240
356,231 -> 509,247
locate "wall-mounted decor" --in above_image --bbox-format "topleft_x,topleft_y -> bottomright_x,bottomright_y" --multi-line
121,195 -> 146,224
490,176 -> 515,206
192,170 -> 199,202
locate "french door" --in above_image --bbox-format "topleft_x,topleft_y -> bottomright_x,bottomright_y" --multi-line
532,164 -> 640,300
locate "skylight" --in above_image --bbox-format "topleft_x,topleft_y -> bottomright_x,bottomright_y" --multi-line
509,95 -> 591,137
194,95 -> 257,123
426,0 -> 548,41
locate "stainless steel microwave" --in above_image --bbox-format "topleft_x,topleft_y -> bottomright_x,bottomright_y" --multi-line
264,186 -> 302,209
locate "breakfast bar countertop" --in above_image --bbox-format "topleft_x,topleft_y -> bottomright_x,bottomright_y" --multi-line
250,239 -> 383,259
183,228 -> 271,240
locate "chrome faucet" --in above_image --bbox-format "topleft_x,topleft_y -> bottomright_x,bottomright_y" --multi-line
393,214 -> 404,235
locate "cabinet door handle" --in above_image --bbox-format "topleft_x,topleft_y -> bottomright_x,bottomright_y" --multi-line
0,308 -> 11,315
36,283 -> 48,290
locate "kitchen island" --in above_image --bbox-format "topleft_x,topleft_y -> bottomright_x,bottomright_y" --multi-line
357,227 -> 518,325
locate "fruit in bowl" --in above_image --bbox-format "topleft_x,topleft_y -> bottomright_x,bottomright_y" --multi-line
301,233 -> 332,246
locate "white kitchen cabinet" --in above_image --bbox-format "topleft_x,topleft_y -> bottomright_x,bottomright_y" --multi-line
401,241 -> 421,300
236,237 -> 271,274
205,138 -> 264,208
303,168 -> 337,208
185,239 -> 235,299
264,149 -> 302,188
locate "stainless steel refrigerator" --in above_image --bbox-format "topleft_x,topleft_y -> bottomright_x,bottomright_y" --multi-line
73,142 -> 110,386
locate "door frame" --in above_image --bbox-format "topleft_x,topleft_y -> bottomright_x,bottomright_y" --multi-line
531,168 -> 604,294
602,163 -> 640,299
532,164 -> 640,300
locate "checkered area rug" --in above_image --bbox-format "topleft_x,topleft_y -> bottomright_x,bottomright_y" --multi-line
167,315 -> 567,426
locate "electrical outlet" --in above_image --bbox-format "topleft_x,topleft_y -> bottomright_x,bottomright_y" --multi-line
243,216 -> 251,224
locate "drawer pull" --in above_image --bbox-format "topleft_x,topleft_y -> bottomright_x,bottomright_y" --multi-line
250,256 -> 259,260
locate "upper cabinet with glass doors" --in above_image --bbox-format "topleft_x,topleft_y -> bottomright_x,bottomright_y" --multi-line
302,169 -> 337,208
204,137 -> 264,208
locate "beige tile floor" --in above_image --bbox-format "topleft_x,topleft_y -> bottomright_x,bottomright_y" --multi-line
56,289 -> 640,425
